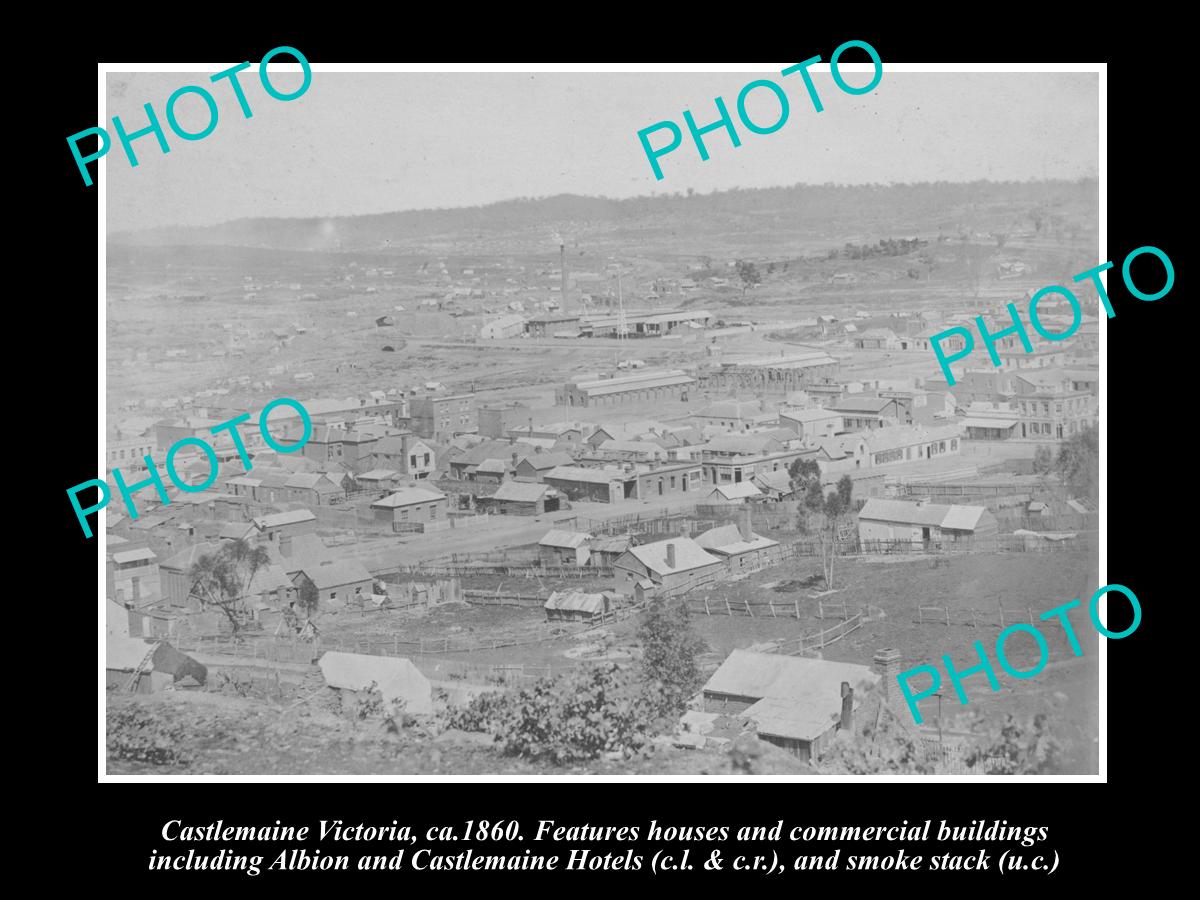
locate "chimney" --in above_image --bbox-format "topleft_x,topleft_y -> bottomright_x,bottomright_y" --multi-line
665,542 -> 676,569
839,682 -> 854,731
511,451 -> 519,465
280,533 -> 293,558
873,648 -> 903,718
737,509 -> 752,543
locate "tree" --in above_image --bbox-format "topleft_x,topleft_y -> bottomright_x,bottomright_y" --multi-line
735,260 -> 762,296
296,576 -> 320,620
1054,424 -> 1099,500
1032,444 -> 1055,475
787,456 -> 820,493
637,599 -> 707,717
804,474 -> 854,590
188,539 -> 271,635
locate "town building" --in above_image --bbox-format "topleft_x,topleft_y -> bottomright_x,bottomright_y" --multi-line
409,393 -> 477,441
370,486 -> 449,527
778,406 -> 844,442
556,370 -> 695,408
703,350 -> 839,394
863,424 -> 963,467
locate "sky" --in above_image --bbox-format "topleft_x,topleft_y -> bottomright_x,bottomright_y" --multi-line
103,70 -> 1100,233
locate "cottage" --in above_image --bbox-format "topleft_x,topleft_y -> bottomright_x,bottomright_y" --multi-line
483,481 -> 562,516
694,520 -> 782,576
587,534 -> 636,569
857,498 -> 999,548
612,537 -> 724,597
543,590 -> 617,624
108,546 -> 159,605
318,651 -> 432,716
701,649 -> 878,762
538,530 -> 592,567
752,469 -> 794,500
371,486 -> 449,527
356,469 -> 405,492
291,559 -> 375,608
855,327 -> 898,350
284,472 -> 346,506
513,450 -> 575,481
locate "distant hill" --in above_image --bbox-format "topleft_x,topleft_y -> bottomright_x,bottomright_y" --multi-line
110,180 -> 1099,257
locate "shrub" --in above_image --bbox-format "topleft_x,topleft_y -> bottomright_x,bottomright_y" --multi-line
447,664 -> 660,764
964,712 -> 1068,774
107,706 -> 193,768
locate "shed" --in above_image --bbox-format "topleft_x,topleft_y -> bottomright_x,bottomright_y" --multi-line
483,481 -> 561,515
538,529 -> 592,567
543,590 -> 614,624
707,482 -> 764,503
318,651 -> 433,715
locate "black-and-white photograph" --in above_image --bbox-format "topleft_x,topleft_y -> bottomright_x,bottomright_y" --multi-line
100,65 -> 1101,777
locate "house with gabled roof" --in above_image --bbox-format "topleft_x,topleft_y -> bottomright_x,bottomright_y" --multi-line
701,649 -> 880,762
292,559 -> 375,608
612,537 -> 724,597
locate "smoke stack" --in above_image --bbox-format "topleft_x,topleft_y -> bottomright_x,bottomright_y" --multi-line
280,534 -> 293,558
665,542 -> 676,569
840,682 -> 854,731
738,509 -> 752,543
873,648 -> 903,718
560,244 -> 568,313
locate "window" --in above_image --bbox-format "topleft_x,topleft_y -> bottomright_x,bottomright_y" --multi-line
423,453 -> 430,465
400,509 -> 409,521
429,505 -> 438,519
670,476 -> 676,488
951,439 -> 958,450
410,455 -> 418,467
939,442 -> 946,452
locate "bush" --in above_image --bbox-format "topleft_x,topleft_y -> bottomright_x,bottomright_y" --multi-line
107,706 -> 193,768
447,664 -> 660,764
964,712 -> 1068,774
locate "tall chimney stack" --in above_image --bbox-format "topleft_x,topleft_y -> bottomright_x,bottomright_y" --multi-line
280,533 -> 293,558
738,508 -> 753,543
873,648 -> 904,719
840,681 -> 854,731
665,542 -> 676,569
560,244 -> 568,314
